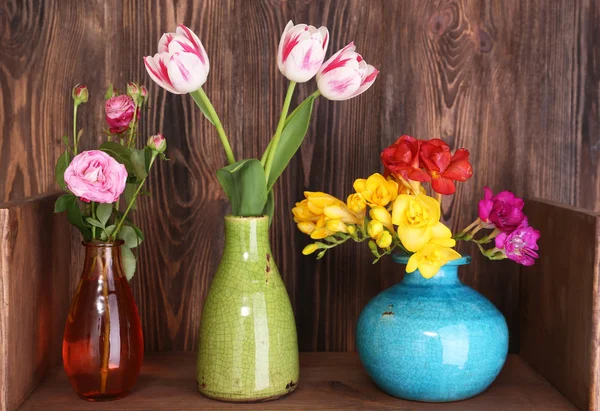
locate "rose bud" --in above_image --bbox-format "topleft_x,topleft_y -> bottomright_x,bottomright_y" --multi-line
144,24 -> 210,94
277,20 -> 329,83
316,42 -> 379,101
127,82 -> 140,97
72,84 -> 89,105
105,95 -> 136,134
147,133 -> 167,153
140,85 -> 149,104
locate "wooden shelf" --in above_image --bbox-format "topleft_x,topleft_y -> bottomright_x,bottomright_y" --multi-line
18,353 -> 575,410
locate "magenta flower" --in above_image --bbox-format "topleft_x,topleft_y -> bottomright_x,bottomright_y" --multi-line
478,187 -> 525,232
495,220 -> 540,266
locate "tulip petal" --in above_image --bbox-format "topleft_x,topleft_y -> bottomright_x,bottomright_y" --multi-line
167,52 -> 208,93
283,38 -> 327,82
350,64 -> 379,98
158,32 -> 176,53
317,42 -> 356,77
176,24 -> 210,68
144,54 -> 180,94
318,26 -> 329,51
317,66 -> 362,100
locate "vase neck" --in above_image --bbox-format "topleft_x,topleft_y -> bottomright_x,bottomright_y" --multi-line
401,264 -> 461,287
82,241 -> 125,280
223,216 -> 271,261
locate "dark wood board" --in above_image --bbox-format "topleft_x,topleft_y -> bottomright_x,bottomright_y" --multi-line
18,352 -> 576,411
520,199 -> 600,411
1,0 -> 599,352
0,194 -> 72,411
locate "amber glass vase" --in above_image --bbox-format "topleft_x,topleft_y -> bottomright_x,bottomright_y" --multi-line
63,241 -> 144,401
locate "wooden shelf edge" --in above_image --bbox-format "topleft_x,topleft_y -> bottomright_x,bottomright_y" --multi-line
18,353 -> 576,410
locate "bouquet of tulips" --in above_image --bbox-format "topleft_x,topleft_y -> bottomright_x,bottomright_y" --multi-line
54,83 -> 167,279
143,23 -> 378,219
294,135 -> 540,278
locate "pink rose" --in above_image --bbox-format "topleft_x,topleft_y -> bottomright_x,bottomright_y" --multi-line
64,150 -> 127,203
495,219 -> 540,266
105,95 -> 135,133
478,187 -> 525,232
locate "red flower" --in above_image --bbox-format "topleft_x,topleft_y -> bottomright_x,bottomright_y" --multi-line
380,136 -> 430,182
419,139 -> 473,195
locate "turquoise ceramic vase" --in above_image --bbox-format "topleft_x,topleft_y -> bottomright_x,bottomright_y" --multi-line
356,255 -> 508,402
196,216 -> 299,402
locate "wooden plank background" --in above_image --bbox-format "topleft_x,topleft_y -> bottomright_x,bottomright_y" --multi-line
0,0 -> 598,352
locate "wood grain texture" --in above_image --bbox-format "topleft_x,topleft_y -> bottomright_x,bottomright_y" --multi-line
520,199 -> 600,411
1,0 -> 599,352
0,195 -> 72,411
18,352 -> 576,410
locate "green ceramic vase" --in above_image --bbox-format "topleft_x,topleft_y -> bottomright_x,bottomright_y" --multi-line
196,215 -> 299,402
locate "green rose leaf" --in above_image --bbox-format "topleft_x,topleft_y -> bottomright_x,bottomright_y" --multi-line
55,151 -> 70,191
100,142 -> 134,174
100,224 -> 116,241
266,96 -> 315,191
130,148 -> 148,180
120,246 -> 136,281
117,225 -> 143,248
216,159 -> 268,217
65,198 -> 92,241
96,203 -> 113,226
54,193 -> 75,213
123,183 -> 138,210
86,217 -> 105,228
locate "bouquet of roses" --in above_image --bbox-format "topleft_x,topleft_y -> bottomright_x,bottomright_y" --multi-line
54,83 -> 167,279
294,135 -> 540,278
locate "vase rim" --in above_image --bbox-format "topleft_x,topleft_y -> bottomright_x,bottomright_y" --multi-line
224,215 -> 269,221
82,240 -> 125,247
392,254 -> 472,266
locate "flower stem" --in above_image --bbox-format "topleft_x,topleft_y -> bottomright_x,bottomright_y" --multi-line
99,257 -> 110,394
91,202 -> 97,239
111,154 -> 157,240
127,101 -> 139,148
454,218 -> 481,240
260,89 -> 320,166
190,88 -> 235,165
264,81 -> 297,183
73,104 -> 79,155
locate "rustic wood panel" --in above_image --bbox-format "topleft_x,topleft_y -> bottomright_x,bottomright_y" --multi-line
1,0 -> 599,352
0,195 -> 72,411
520,199 -> 600,411
18,353 -> 576,410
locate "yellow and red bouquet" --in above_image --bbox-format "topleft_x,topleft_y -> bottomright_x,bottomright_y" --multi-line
293,136 -> 540,278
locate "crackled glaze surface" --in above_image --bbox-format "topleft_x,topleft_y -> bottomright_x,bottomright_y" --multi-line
196,216 -> 299,402
356,256 -> 508,402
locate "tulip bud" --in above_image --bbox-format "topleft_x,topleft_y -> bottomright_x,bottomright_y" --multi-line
316,42 -> 379,101
367,220 -> 384,239
147,133 -> 167,153
72,84 -> 89,106
277,21 -> 329,83
376,231 -> 392,249
302,243 -> 320,255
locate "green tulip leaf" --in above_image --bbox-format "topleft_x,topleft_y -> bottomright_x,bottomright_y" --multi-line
189,89 -> 215,125
266,96 -> 315,191
263,190 -> 275,225
216,159 -> 268,217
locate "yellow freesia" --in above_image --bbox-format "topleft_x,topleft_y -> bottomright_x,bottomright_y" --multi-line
369,206 -> 393,232
376,231 -> 392,248
297,221 -> 316,235
293,192 -> 345,238
406,243 -> 461,278
324,204 -> 361,225
353,173 -> 399,207
347,193 -> 367,220
310,215 -> 333,239
392,194 -> 441,252
326,219 -> 349,234
367,220 -> 384,239
429,222 -> 456,248
304,191 -> 343,215
292,199 -> 318,223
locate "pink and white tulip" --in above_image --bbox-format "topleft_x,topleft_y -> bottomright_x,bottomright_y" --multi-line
316,42 -> 379,101
144,24 -> 210,94
277,21 -> 329,83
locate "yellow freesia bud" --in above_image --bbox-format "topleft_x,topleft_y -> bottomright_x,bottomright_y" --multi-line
324,204 -> 361,225
376,231 -> 392,248
347,193 -> 367,219
311,227 -> 334,240
347,225 -> 357,235
367,220 -> 384,239
297,221 -> 316,235
353,173 -> 399,207
326,219 -> 348,233
302,244 -> 320,255
392,194 -> 441,252
369,206 -> 393,232
406,243 -> 461,278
